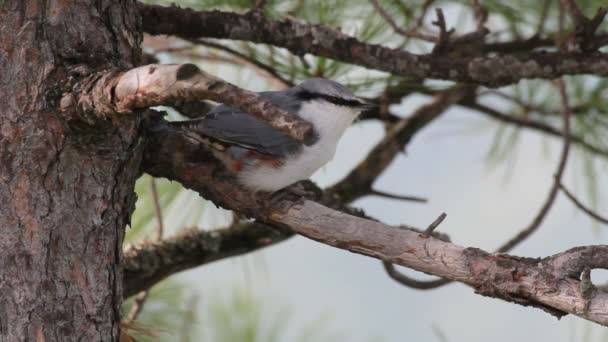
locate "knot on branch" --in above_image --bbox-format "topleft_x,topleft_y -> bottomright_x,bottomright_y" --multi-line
60,70 -> 125,126
432,8 -> 488,56
432,9 -> 455,54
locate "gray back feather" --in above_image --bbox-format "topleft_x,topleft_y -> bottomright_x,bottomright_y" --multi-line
171,78 -> 356,157
175,90 -> 304,156
297,78 -> 358,100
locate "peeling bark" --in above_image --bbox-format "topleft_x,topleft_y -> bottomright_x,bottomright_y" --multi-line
0,1 -> 142,340
61,63 -> 314,142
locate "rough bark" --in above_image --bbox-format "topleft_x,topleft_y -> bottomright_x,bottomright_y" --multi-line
2,0 -> 607,337
61,63 -> 314,142
123,222 -> 291,297
141,120 -> 608,325
0,1 -> 141,340
138,4 -> 608,87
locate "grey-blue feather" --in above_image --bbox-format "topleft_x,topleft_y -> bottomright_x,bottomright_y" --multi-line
168,78 -> 365,157
169,89 -> 304,157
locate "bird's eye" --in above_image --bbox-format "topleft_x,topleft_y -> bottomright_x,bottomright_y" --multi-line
324,96 -> 364,107
296,90 -> 362,107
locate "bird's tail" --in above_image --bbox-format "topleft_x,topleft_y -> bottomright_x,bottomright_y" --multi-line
167,119 -> 238,171
166,119 -> 213,145
167,119 -> 235,157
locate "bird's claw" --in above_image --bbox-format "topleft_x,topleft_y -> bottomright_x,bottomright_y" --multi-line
264,181 -> 321,211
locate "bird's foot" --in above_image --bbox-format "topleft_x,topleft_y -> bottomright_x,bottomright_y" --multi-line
263,181 -> 321,212
284,181 -> 322,200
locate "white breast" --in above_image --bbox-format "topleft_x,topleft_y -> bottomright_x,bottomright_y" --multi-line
239,101 -> 358,192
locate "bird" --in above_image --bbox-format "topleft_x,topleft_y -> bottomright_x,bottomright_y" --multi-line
170,78 -> 374,192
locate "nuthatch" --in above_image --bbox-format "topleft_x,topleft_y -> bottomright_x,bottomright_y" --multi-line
171,78 -> 374,192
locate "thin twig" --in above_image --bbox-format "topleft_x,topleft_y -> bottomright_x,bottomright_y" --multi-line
469,0 -> 488,32
386,80 -> 574,290
497,79 -> 572,253
369,189 -> 428,203
480,89 -> 588,116
126,291 -> 149,321
415,0 -> 434,30
559,183 -> 608,225
535,0 -> 552,36
127,177 -> 165,321
396,0 -> 436,49
383,213 -> 448,289
432,8 -> 455,54
192,39 -> 293,88
464,101 -> 608,158
369,0 -> 438,42
561,0 -> 587,28
152,41 -> 291,88
424,212 -> 447,235
558,0 -> 566,50
375,82 -> 608,158
150,177 -> 164,240
382,261 -> 451,289
561,0 -> 607,50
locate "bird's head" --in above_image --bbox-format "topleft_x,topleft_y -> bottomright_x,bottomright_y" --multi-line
294,78 -> 376,114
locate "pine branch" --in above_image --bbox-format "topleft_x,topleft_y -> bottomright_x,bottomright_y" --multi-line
138,4 -> 608,87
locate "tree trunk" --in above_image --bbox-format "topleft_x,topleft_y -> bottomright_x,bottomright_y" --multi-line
0,1 -> 141,340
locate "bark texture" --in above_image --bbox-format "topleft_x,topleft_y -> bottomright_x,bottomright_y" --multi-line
123,222 -> 291,297
62,63 -> 314,142
139,4 -> 608,87
142,122 -> 608,325
0,1 -> 141,340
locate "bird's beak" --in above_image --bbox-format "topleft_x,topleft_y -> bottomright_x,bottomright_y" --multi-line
356,98 -> 378,111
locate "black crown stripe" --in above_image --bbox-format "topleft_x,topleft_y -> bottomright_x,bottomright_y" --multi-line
296,90 -> 364,107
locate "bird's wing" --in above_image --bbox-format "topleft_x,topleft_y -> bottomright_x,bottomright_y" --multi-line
170,91 -> 304,157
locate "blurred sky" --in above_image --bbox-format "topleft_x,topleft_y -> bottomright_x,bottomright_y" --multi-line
160,93 -> 608,341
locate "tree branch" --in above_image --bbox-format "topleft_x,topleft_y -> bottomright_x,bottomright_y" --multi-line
368,0 -> 438,42
138,4 -> 608,87
382,261 -> 451,289
273,201 -> 608,324
60,63 -> 314,142
190,39 -> 293,88
469,0 -> 488,33
125,177 -> 165,321
560,0 -> 607,51
329,86 -> 470,202
123,86 -> 451,295
368,189 -> 427,203
139,117 -> 608,325
123,222 -> 291,297
495,79 -> 572,252
559,183 -> 608,225
464,100 -> 608,159
380,79 -> 576,290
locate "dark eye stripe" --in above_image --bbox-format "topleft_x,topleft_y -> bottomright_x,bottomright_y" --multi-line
296,90 -> 363,107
